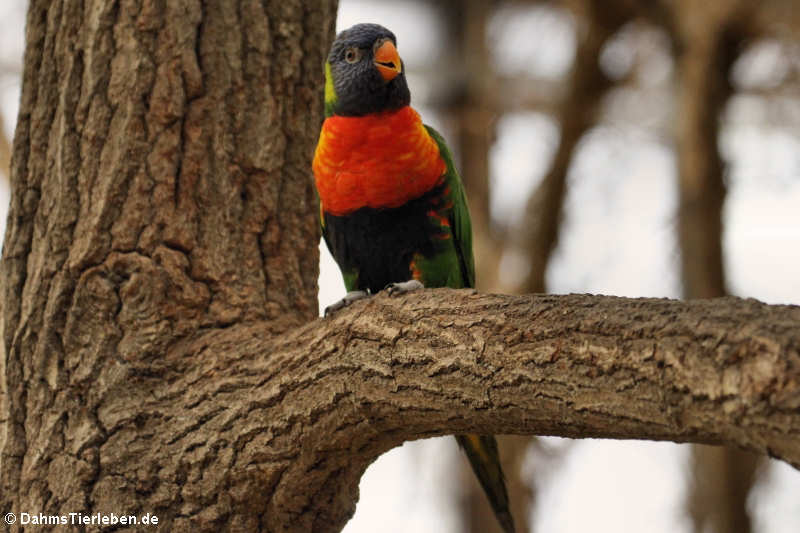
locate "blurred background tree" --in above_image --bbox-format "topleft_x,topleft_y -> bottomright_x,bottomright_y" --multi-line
1,0 -> 798,532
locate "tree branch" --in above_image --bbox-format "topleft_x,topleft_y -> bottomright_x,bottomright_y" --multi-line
111,290 -> 800,531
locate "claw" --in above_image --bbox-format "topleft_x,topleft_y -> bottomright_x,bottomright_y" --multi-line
324,290 -> 370,316
385,279 -> 424,296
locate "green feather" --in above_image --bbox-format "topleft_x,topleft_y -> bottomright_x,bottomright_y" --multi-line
424,125 -> 475,289
324,62 -> 337,118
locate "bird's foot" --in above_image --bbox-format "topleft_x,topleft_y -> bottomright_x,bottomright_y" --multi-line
385,279 -> 424,296
324,290 -> 370,316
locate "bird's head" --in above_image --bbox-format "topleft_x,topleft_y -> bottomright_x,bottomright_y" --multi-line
324,23 -> 410,117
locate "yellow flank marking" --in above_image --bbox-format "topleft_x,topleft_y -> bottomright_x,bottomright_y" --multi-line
324,63 -> 336,106
465,434 -> 490,463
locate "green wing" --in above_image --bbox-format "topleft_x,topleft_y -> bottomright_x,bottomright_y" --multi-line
424,125 -> 476,289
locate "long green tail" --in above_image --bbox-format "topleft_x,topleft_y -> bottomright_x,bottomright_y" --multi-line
455,434 -> 515,533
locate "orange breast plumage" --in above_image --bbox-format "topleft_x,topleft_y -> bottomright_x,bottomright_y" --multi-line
313,106 -> 447,216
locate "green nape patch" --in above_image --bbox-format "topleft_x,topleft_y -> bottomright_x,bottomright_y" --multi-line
324,62 -> 337,117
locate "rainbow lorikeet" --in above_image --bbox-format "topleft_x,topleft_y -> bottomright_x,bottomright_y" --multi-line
313,23 -> 515,533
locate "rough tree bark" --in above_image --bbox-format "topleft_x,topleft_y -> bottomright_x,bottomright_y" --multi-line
1,0 -> 336,531
8,287 -> 796,533
2,2 -> 800,533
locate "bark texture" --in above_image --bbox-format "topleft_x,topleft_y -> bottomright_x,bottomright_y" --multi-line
1,0 -> 336,530
64,288 -> 800,533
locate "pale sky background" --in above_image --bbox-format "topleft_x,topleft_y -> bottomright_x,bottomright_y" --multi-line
0,1 -> 798,532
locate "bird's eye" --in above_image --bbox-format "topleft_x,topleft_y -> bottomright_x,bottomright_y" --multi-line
344,48 -> 360,64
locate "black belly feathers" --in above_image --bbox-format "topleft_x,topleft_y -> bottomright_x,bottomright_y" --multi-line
323,181 -> 449,293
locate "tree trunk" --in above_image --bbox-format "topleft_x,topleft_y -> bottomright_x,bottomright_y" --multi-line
0,109 -> 10,179
689,444 -> 762,533
519,0 -> 628,294
1,0 -> 337,531
674,0 -> 742,299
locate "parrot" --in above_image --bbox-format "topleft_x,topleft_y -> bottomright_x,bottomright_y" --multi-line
312,23 -> 515,533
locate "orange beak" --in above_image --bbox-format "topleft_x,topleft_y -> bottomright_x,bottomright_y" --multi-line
374,40 -> 402,82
